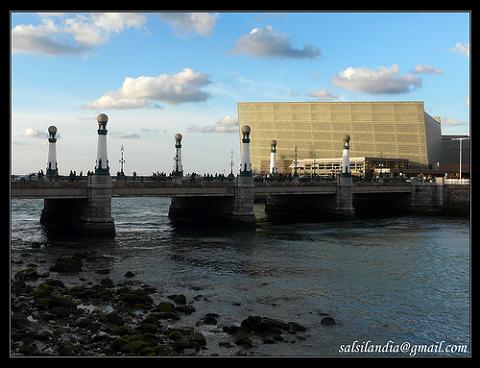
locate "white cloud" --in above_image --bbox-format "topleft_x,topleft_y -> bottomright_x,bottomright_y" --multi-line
159,13 -> 217,36
22,128 -> 49,139
12,13 -> 146,56
232,25 -> 320,59
91,13 -> 146,33
111,132 -> 141,139
84,68 -> 211,109
187,115 -> 238,133
465,96 -> 469,107
442,117 -> 467,126
413,64 -> 443,75
308,89 -> 337,100
332,64 -> 422,94
451,42 -> 469,57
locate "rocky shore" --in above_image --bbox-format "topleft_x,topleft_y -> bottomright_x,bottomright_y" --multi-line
11,248 -> 336,356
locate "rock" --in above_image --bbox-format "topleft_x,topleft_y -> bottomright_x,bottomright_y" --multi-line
137,323 -> 158,334
75,317 -> 91,327
262,337 -> 276,344
96,269 -> 110,275
100,278 -> 114,288
233,302 -> 242,306
167,294 -> 186,305
219,341 -> 234,348
124,271 -> 135,278
58,342 -> 76,356
49,294 -> 76,309
73,251 -> 89,259
167,326 -> 194,336
153,312 -> 180,321
190,332 -> 206,347
321,317 -> 336,326
240,316 -> 289,334
35,327 -> 54,341
49,306 -> 72,317
173,337 -> 195,352
105,312 -> 124,326
288,322 -> 307,333
31,242 -> 42,248
44,279 -> 66,288
196,316 -> 217,326
117,325 -> 130,336
49,256 -> 82,273
234,335 -> 253,347
92,331 -> 109,341
37,272 -> 50,278
222,325 -> 247,335
272,334 -> 284,341
139,347 -> 156,356
154,302 -> 176,313
14,268 -> 38,281
175,305 -> 196,314
12,280 -> 34,296
27,263 -> 38,268
12,314 -> 29,328
19,343 -> 38,355
117,288 -> 153,307
168,330 -> 184,341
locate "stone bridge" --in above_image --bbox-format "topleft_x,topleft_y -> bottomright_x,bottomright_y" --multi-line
12,113 -> 456,236
11,177 -> 446,236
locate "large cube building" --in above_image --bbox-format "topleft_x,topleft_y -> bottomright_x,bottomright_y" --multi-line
237,101 -> 442,174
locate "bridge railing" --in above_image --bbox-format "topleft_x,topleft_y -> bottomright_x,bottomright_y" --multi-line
352,177 -> 411,186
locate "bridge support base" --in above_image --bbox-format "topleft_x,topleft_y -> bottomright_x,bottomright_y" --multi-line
40,176 -> 115,236
168,176 -> 255,226
265,176 -> 355,221
410,181 -> 444,215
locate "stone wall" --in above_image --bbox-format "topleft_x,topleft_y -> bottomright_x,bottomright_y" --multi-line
410,182 -> 443,214
443,184 -> 470,217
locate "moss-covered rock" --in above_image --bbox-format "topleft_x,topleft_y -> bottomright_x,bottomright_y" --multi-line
14,268 -> 38,281
34,297 -> 50,309
49,256 -> 82,273
117,288 -> 153,307
113,334 -> 156,355
117,325 -> 130,336
48,294 -> 76,309
33,284 -> 54,299
153,312 -> 180,321
139,346 -> 156,356
154,302 -> 176,313
100,278 -> 115,288
190,331 -> 207,347
104,312 -> 124,326
167,294 -> 186,305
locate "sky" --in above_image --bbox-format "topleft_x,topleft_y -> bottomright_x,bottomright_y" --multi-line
11,12 -> 470,175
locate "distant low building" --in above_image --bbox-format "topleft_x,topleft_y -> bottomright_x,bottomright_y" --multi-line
438,135 -> 470,177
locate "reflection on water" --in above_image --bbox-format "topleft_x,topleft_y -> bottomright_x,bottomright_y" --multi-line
10,197 -> 470,356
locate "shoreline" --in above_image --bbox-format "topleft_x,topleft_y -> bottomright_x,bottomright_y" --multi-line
10,248 -> 315,357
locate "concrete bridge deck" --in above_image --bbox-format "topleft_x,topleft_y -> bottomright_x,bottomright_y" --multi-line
11,178 -> 412,199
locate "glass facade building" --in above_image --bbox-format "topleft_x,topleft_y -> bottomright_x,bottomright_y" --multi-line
237,101 -> 442,174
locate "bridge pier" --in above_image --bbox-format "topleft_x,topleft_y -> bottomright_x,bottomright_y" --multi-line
40,175 -> 115,236
264,178 -> 355,220
40,113 -> 115,236
410,180 -> 444,215
168,176 -> 255,226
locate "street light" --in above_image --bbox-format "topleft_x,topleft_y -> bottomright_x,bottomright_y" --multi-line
451,137 -> 468,180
